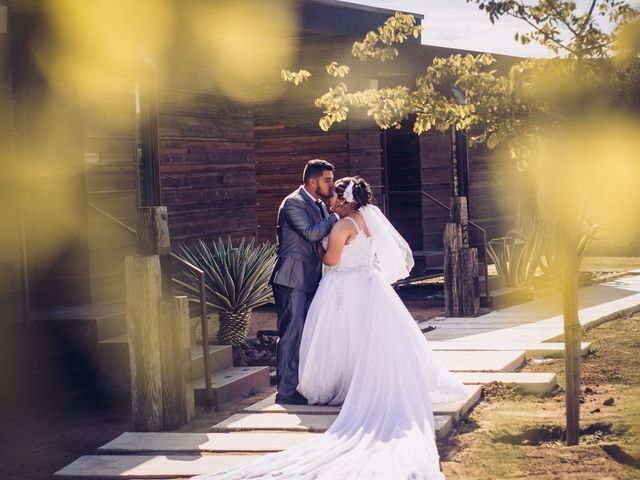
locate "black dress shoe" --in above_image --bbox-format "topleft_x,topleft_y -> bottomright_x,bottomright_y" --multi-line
275,393 -> 308,405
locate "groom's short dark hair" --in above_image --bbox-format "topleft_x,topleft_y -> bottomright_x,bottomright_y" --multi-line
303,159 -> 334,184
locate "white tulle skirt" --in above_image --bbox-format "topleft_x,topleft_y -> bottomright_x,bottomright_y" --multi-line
193,267 -> 468,480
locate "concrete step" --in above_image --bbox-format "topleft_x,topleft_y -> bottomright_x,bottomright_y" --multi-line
411,250 -> 444,268
241,385 -> 481,422
99,335 -> 233,381
31,304 -> 127,342
54,453 -> 261,478
452,371 -> 558,394
190,345 -> 233,380
433,350 -> 525,372
97,431 -> 322,455
428,341 -> 592,358
211,412 -> 455,440
193,366 -> 270,408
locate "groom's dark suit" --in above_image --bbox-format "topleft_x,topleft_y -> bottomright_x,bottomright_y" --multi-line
269,186 -> 338,400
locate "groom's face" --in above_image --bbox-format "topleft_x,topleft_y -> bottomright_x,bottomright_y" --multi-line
312,170 -> 335,200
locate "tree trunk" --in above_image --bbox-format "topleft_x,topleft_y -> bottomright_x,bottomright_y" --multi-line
560,218 -> 581,445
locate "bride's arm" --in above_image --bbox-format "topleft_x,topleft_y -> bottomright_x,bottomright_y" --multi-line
322,220 -> 353,266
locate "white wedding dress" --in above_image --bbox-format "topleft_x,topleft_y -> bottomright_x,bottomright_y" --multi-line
193,206 -> 468,480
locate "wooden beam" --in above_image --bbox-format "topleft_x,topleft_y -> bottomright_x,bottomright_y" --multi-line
125,255 -> 163,432
159,295 -> 195,429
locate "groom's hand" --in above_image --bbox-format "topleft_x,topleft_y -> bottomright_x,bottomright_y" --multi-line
331,202 -> 357,218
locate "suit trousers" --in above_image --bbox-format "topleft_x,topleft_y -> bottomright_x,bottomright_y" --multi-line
272,283 -> 315,398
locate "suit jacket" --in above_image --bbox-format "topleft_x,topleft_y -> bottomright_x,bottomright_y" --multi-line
269,186 -> 338,292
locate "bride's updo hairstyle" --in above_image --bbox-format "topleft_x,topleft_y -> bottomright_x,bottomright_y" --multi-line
335,176 -> 373,209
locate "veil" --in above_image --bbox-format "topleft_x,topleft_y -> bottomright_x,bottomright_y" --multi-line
361,205 -> 414,284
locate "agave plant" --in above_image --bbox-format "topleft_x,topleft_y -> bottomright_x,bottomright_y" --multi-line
539,214 -> 604,282
487,224 -> 545,289
488,207 -> 603,289
174,237 -> 277,347
487,199 -> 546,289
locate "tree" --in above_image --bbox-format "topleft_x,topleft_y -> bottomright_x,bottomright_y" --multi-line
282,3 -> 640,445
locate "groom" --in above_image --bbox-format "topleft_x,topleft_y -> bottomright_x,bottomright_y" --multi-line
270,159 -> 355,405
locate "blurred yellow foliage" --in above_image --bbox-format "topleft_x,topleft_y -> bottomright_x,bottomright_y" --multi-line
34,0 -> 173,109
185,0 -> 298,101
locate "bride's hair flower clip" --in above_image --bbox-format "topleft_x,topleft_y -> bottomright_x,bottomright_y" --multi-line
343,180 -> 354,203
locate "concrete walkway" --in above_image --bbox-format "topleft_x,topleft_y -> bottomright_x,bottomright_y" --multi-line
422,270 -> 640,344
55,271 -> 640,478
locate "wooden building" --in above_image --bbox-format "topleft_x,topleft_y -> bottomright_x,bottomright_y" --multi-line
1,0 -> 521,345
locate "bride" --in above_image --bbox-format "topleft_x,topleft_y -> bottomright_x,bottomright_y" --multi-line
193,176 -> 469,480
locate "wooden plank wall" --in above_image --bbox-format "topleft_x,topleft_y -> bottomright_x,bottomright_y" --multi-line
157,89 -> 257,245
419,130 -> 455,251
83,95 -> 138,305
254,105 -> 384,243
0,12 -> 26,325
253,36 -> 383,243
466,144 -> 519,247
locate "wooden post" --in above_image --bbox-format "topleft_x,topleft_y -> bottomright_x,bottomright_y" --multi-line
444,197 -> 480,317
461,248 -> 480,316
450,197 -> 469,248
126,206 -> 196,430
444,223 -> 462,316
125,255 -> 163,431
137,206 -> 172,298
159,295 -> 195,429
137,207 -> 170,256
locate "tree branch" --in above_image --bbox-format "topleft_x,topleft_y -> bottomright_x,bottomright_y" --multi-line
506,11 -> 577,55
577,0 -> 598,37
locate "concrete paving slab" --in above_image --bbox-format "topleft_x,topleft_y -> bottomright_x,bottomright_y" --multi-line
243,396 -> 340,415
427,330 -> 557,343
211,413 -> 454,439
55,454 -> 261,478
212,412 -> 335,432
242,385 -> 482,422
421,318 -> 557,326
453,372 -> 557,394
433,385 -> 482,422
98,432 -> 321,454
433,350 -> 525,372
427,341 -> 592,357
435,414 -> 454,440
420,321 -> 564,329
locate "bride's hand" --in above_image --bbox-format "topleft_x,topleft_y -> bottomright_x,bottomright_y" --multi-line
332,201 -> 356,219
328,192 -> 338,210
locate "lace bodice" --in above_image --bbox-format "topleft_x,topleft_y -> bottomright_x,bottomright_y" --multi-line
329,217 -> 375,272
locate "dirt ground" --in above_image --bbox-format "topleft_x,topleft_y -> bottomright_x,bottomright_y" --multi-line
439,314 -> 640,480
579,257 -> 640,272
